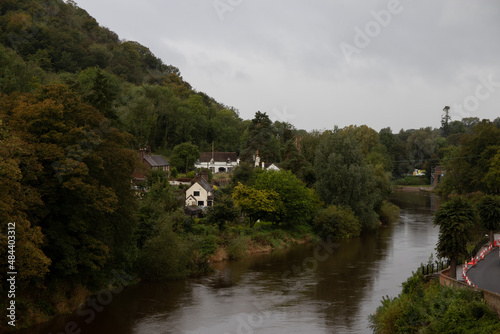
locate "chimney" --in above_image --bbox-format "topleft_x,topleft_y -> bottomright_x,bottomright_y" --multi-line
201,170 -> 209,182
139,148 -> 144,161
146,146 -> 151,155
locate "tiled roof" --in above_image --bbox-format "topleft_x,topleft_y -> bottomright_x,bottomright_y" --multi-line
198,178 -> 213,193
143,154 -> 169,167
199,152 -> 237,163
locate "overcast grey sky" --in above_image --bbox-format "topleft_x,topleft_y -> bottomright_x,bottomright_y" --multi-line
76,0 -> 500,132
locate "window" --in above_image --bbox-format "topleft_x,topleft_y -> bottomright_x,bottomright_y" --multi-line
207,201 -> 213,207
198,201 -> 204,206
193,191 -> 200,197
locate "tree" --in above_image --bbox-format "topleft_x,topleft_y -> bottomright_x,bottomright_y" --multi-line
0,44 -> 45,94
240,111 -> 279,163
1,84 -> 138,287
406,128 -> 439,170
135,214 -> 191,280
440,120 -> 500,195
210,108 -> 243,152
434,197 -> 476,279
230,162 -> 255,187
232,183 -> 283,227
477,195 -> 500,245
462,117 -> 480,132
314,129 -> 380,230
342,125 -> 380,156
313,205 -> 361,240
441,106 -> 451,137
136,173 -> 179,247
206,194 -> 239,230
280,138 -> 315,186
170,141 -> 199,173
0,124 -> 51,287
483,149 -> 500,194
78,67 -> 120,119
253,170 -> 320,227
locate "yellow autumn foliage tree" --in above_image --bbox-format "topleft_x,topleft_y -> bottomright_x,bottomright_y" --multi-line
232,182 -> 283,227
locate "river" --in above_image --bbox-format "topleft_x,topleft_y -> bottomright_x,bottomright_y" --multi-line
20,191 -> 442,334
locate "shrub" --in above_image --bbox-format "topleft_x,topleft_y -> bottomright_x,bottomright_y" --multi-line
191,223 -> 218,236
135,221 -> 192,280
227,235 -> 249,260
370,272 -> 500,333
206,194 -> 239,230
191,234 -> 219,258
313,205 -> 361,240
379,200 -> 400,224
170,167 -> 178,178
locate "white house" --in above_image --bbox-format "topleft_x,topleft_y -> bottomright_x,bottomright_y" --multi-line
185,178 -> 214,208
265,163 -> 280,171
195,152 -> 239,173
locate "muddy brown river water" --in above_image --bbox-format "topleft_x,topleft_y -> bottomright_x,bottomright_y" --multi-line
20,191 -> 442,334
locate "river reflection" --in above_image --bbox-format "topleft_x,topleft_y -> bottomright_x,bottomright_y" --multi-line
19,192 -> 442,334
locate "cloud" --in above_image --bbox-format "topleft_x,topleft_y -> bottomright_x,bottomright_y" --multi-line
78,0 -> 500,131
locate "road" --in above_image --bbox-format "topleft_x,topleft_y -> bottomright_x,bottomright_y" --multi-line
467,247 -> 500,294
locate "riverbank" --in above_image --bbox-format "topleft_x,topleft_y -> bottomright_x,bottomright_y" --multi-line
370,272 -> 500,332
3,271 -> 139,333
6,224 -> 317,332
393,185 -> 436,192
209,232 -> 315,262
208,222 -> 319,263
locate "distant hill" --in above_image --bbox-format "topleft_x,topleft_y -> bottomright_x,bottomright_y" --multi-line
1,0 -> 180,85
0,0 -> 245,152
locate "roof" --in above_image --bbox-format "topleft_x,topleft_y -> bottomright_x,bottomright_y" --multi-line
199,152 -> 238,163
264,162 -> 279,168
197,178 -> 213,193
143,154 -> 170,167
189,176 -> 214,193
185,206 -> 202,214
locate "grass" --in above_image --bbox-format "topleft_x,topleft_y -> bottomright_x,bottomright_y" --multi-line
394,175 -> 430,186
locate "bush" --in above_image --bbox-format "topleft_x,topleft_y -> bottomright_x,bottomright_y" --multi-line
206,194 -> 239,230
191,222 -> 218,236
227,235 -> 249,260
313,205 -> 361,240
170,167 -> 178,178
191,234 -> 219,258
370,272 -> 500,333
135,221 -> 192,280
379,200 -> 400,224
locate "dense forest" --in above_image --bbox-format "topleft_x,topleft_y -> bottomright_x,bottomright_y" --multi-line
1,0 -> 500,331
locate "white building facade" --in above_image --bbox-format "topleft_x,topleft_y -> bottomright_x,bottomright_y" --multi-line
195,152 -> 239,173
185,178 -> 214,207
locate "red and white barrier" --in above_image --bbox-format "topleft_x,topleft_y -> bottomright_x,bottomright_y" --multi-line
464,241 -> 499,287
